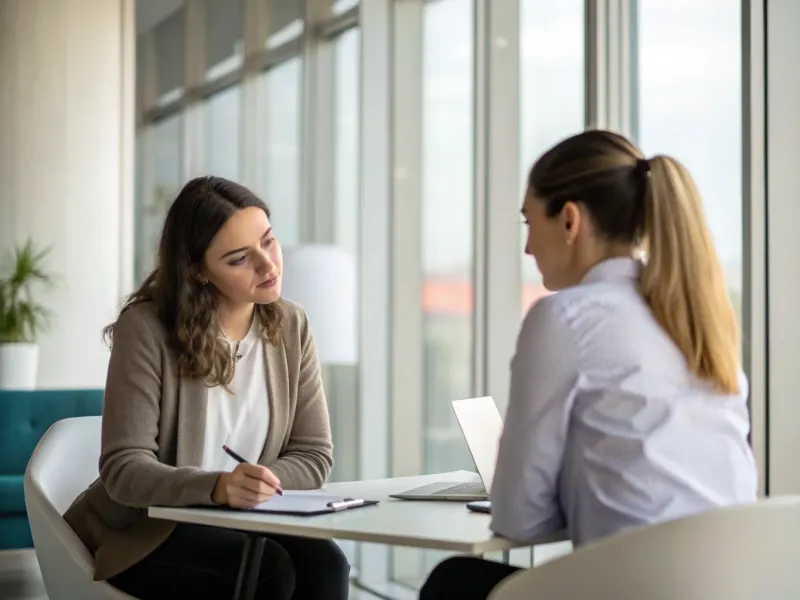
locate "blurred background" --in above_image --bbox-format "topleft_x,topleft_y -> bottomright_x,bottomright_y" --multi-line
1,0 -> 798,597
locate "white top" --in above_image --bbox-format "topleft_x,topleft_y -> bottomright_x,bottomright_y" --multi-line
201,317 -> 270,472
490,257 -> 758,546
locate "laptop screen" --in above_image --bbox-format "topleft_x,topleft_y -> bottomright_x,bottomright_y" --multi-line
451,397 -> 504,493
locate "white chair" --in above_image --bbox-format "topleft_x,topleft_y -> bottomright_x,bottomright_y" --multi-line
489,496 -> 800,600
24,416 -> 135,600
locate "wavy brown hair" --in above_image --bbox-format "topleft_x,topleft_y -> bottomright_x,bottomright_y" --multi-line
105,176 -> 283,388
529,130 -> 740,394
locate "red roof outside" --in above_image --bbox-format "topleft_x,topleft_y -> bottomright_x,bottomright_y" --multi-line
421,279 -> 551,316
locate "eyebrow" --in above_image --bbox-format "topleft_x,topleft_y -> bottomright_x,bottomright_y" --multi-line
219,228 -> 272,259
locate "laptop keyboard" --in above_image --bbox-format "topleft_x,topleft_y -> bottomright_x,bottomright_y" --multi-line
432,482 -> 487,496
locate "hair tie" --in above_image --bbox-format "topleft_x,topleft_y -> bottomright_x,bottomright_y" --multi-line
635,158 -> 651,177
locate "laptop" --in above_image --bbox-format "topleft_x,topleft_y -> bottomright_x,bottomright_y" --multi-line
389,396 -> 503,501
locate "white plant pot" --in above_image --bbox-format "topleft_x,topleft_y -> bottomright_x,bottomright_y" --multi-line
0,343 -> 40,390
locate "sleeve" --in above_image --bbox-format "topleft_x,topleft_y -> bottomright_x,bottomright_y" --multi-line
489,296 -> 579,542
99,307 -> 223,508
267,311 -> 334,489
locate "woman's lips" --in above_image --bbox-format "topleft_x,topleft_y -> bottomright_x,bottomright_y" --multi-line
258,276 -> 278,289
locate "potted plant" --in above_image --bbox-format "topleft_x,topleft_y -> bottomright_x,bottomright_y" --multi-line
0,239 -> 55,389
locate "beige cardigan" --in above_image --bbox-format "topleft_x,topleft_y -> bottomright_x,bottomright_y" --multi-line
63,299 -> 333,581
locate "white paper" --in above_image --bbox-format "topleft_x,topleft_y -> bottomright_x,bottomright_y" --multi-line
251,491 -> 360,513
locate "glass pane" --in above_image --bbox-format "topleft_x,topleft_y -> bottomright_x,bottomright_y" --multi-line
136,33 -> 148,108
333,28 -> 361,257
265,0 -> 305,49
332,0 -> 358,15
391,1 -> 475,587
135,115 -> 182,282
153,5 -> 186,102
421,0 -> 474,477
204,0 -> 244,80
261,58 -> 302,248
327,28 -> 361,486
636,0 -> 743,326
204,85 -> 242,181
519,0 -> 584,314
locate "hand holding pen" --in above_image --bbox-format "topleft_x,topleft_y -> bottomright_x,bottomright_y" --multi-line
211,445 -> 284,508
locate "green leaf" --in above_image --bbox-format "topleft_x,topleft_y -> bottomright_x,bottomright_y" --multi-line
0,238 -> 57,343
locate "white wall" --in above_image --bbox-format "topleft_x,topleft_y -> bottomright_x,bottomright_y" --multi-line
0,0 -> 135,388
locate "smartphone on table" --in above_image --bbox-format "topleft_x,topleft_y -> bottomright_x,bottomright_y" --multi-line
466,500 -> 491,514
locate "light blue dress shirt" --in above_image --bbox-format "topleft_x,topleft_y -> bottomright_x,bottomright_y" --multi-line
490,257 -> 757,546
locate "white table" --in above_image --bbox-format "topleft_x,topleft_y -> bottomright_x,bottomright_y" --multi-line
149,471 -> 568,599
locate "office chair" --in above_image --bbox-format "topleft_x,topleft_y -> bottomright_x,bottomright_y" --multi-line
24,416 -> 135,599
489,495 -> 800,600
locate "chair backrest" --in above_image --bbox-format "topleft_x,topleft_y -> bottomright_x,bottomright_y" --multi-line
23,416 -> 132,599
26,416 -> 103,514
489,497 -> 800,600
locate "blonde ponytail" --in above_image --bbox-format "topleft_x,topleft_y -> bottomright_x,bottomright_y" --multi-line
640,155 -> 740,394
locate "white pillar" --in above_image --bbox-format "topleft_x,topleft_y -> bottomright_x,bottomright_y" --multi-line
0,0 -> 135,388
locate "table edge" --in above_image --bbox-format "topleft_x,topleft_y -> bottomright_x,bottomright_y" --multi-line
148,506 -> 530,553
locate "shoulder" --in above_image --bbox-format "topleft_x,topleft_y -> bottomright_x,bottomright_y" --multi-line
113,301 -> 167,347
516,293 -> 579,361
520,293 -> 572,336
276,298 -> 311,342
528,281 -> 641,338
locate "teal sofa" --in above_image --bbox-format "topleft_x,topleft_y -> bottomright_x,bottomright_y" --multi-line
0,389 -> 103,550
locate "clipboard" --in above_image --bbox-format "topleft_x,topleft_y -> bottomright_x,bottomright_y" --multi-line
242,491 -> 379,516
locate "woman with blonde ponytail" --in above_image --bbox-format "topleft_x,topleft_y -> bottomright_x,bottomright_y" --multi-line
420,130 -> 757,600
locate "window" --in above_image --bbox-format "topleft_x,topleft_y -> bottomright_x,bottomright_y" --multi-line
635,0 -> 743,324
153,5 -> 186,105
203,0 -> 244,80
421,0 -> 475,477
204,85 -> 242,181
327,27 -> 361,484
390,2 -> 477,586
261,58 -> 302,247
135,115 -> 182,282
519,0 -> 585,313
333,28 -> 361,256
265,0 -> 304,49
332,0 -> 358,15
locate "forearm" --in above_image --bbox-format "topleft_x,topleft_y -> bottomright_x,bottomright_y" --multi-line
101,449 -> 223,508
268,449 -> 332,490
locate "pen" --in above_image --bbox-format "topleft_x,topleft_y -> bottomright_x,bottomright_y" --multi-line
222,444 -> 284,496
326,498 -> 365,511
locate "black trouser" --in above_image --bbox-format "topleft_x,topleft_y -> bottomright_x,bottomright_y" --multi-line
419,556 -> 521,600
107,523 -> 350,600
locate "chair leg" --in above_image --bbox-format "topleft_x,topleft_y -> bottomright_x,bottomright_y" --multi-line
232,533 -> 266,600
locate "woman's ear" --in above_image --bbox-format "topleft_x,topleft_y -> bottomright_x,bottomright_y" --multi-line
191,264 -> 208,286
561,201 -> 582,245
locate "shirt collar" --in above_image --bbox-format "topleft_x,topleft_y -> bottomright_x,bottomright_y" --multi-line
222,314 -> 260,356
580,256 -> 642,286
238,316 -> 260,353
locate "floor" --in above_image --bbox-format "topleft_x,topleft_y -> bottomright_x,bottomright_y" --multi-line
0,550 -> 46,600
0,549 -> 379,599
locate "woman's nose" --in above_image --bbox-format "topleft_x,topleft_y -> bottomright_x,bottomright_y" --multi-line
256,249 -> 274,273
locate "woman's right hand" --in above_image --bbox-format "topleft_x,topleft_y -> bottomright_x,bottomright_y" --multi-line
212,463 -> 282,508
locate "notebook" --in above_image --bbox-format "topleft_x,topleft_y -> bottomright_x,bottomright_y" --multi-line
242,491 -> 379,516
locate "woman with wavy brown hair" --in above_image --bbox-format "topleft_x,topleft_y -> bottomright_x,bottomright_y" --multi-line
64,176 -> 349,599
419,130 -> 757,599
